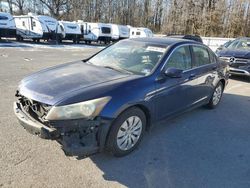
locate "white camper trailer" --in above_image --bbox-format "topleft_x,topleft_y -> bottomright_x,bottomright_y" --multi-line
58,21 -> 81,43
109,24 -> 130,41
118,25 -> 130,39
0,12 -> 16,39
77,21 -> 112,44
14,13 -> 62,42
130,27 -> 153,38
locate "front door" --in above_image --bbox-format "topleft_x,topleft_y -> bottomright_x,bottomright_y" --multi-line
153,45 -> 198,120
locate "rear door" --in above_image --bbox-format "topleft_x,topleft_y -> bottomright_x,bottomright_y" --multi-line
190,45 -> 218,103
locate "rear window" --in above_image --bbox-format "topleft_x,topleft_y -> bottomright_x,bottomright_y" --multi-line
101,27 -> 111,34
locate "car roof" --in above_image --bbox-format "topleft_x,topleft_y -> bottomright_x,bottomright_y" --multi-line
129,37 -> 200,46
167,35 -> 203,42
235,37 -> 250,40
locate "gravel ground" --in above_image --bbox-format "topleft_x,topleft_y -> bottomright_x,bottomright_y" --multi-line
0,45 -> 250,188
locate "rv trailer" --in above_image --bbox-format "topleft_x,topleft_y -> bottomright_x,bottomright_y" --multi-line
118,25 -> 130,40
14,13 -> 62,42
0,12 -> 16,39
58,21 -> 81,43
130,27 -> 153,38
77,21 -> 112,44
109,24 -> 130,41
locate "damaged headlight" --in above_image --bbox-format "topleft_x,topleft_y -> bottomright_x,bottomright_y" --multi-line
46,97 -> 111,120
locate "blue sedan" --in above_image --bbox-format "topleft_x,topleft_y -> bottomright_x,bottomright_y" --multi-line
14,38 -> 229,157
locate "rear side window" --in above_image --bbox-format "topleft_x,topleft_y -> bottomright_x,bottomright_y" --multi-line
166,46 -> 192,70
136,32 -> 141,35
209,50 -> 217,64
192,46 -> 210,67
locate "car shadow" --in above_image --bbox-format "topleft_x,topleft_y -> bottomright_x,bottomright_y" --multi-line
87,93 -> 250,188
230,75 -> 250,83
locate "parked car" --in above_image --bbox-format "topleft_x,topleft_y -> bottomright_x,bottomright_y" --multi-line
217,37 -> 250,78
215,40 -> 234,54
14,38 -> 229,157
167,34 -> 203,43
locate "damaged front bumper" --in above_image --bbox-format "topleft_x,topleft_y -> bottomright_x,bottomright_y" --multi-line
14,102 -> 112,157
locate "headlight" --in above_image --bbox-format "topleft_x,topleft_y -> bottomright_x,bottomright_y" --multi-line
46,96 -> 111,120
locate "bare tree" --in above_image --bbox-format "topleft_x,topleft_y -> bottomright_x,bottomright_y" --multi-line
12,0 -> 25,14
7,0 -> 14,14
3,0 -> 250,37
39,0 -> 68,18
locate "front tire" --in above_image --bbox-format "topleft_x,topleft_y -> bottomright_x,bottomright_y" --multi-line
207,81 -> 223,109
106,107 -> 146,157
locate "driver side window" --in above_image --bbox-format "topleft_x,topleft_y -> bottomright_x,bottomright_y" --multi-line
165,46 -> 192,70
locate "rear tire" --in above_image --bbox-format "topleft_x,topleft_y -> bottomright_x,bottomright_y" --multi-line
106,107 -> 146,157
16,35 -> 22,41
207,81 -> 223,109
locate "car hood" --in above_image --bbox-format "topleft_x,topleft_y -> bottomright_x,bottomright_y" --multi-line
218,49 -> 250,59
18,61 -> 130,105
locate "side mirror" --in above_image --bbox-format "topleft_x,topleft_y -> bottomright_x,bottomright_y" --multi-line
164,67 -> 183,78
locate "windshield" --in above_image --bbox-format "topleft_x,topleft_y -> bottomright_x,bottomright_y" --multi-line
88,40 -> 168,75
227,38 -> 250,50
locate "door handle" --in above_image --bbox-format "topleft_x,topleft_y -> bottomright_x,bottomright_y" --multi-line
189,73 -> 196,80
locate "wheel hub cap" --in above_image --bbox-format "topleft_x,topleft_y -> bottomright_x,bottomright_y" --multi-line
116,116 -> 142,151
212,85 -> 222,105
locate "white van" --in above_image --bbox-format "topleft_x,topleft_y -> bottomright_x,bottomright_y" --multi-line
77,21 -> 112,44
59,21 -> 81,43
130,27 -> 153,38
0,12 -> 16,39
14,13 -> 62,42
109,24 -> 130,41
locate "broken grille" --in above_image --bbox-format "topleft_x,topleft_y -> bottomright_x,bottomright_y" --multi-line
17,94 -> 52,122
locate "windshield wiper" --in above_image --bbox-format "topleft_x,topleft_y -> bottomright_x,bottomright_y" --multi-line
103,66 -> 133,75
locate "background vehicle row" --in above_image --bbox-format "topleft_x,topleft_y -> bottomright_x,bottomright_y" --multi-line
0,12 -> 153,44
